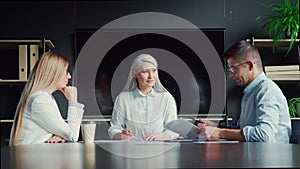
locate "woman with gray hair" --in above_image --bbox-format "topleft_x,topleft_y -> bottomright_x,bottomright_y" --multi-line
108,54 -> 179,140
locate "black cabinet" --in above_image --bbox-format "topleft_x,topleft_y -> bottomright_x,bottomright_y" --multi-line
0,39 -> 55,145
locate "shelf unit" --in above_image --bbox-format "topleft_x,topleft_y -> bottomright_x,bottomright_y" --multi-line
246,37 -> 300,120
0,39 -> 55,146
0,39 -> 55,82
0,80 -> 28,85
246,38 -> 300,81
246,38 -> 300,47
0,39 -> 54,49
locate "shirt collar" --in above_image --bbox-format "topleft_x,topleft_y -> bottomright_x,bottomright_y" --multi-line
133,87 -> 156,98
243,72 -> 266,95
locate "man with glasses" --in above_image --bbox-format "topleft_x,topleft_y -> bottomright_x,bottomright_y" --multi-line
197,40 -> 291,143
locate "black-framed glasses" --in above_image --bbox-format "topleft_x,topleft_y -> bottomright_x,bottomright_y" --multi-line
228,61 -> 249,73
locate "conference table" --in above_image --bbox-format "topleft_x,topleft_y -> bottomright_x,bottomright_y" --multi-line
1,140 -> 300,169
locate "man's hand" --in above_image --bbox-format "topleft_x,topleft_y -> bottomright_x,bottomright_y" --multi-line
198,126 -> 221,141
196,118 -> 218,128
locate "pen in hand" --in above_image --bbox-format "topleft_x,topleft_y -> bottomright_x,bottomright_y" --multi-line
122,129 -> 133,135
121,129 -> 135,140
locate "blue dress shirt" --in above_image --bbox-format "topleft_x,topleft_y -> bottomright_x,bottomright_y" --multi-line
238,72 -> 292,143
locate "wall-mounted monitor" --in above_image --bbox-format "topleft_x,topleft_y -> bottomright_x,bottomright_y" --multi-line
74,28 -> 225,117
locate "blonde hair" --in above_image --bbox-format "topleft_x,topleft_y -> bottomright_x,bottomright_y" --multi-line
9,52 -> 69,146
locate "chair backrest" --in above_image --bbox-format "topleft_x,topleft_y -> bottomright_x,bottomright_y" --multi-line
290,120 -> 300,144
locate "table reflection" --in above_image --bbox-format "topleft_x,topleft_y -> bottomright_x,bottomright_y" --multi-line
94,140 -> 180,168
11,143 -> 84,169
84,143 -> 96,169
242,142 -> 293,167
2,142 -> 299,168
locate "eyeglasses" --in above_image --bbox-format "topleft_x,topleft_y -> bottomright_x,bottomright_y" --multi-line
228,61 -> 249,73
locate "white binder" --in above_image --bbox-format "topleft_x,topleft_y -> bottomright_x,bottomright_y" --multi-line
30,44 -> 39,73
18,45 -> 27,80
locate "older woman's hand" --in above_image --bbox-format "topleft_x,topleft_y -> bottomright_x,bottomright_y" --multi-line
144,133 -> 170,141
47,135 -> 66,143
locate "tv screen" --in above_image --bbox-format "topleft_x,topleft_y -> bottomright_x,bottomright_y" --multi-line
74,28 -> 225,117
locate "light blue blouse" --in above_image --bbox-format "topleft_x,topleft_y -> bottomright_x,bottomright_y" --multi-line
238,72 -> 292,143
108,88 -> 179,139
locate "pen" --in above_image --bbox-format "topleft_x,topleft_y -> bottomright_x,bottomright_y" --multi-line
194,120 -> 207,127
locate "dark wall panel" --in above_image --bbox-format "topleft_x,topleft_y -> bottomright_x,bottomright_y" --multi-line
0,0 -> 297,131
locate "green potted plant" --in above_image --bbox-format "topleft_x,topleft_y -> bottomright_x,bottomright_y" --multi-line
288,97 -> 300,118
256,0 -> 299,57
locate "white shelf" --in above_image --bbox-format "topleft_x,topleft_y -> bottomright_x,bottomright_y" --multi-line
246,38 -> 300,47
268,77 -> 300,81
0,80 -> 28,82
0,39 -> 55,49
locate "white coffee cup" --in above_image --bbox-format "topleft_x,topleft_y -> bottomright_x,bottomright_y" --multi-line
81,121 -> 97,143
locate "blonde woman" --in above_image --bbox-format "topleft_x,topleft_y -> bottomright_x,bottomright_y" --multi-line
108,54 -> 179,140
9,52 -> 84,146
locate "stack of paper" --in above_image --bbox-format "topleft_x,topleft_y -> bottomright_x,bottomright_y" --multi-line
164,118 -> 206,140
264,65 -> 300,80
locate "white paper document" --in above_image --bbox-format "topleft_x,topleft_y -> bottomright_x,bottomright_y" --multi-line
94,138 -> 173,144
94,140 -> 129,143
193,139 -> 239,144
164,118 -> 206,140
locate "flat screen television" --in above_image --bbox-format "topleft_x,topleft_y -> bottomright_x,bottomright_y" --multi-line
74,28 -> 226,117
